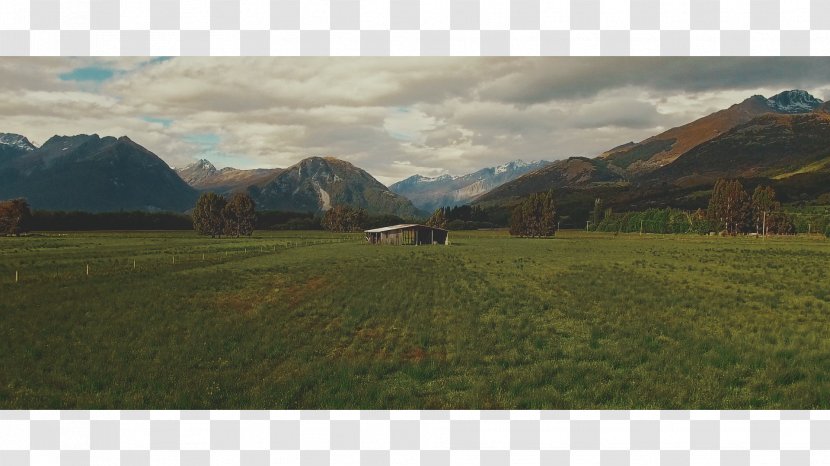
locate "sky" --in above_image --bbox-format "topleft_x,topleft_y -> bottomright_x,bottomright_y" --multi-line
2,57 -> 830,186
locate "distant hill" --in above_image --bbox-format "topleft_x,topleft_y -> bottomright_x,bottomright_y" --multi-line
475,90 -> 830,222
252,156 -> 420,218
0,134 -> 198,212
389,160 -> 550,211
176,159 -> 281,195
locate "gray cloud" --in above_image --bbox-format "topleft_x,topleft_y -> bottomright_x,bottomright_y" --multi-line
1,57 -> 829,185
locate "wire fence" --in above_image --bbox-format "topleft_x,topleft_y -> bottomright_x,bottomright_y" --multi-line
1,236 -> 356,286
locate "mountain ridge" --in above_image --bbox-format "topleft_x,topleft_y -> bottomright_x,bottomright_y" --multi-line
475,89 -> 830,220
252,156 -> 421,217
0,134 -> 198,212
389,159 -> 550,211
176,158 -> 282,194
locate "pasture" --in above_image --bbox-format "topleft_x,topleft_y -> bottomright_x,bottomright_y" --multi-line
1,230 -> 829,409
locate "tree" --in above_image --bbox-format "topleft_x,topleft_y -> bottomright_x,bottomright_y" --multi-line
426,208 -> 448,229
321,205 -> 368,232
0,198 -> 32,236
766,211 -> 795,235
223,192 -> 256,237
509,190 -> 557,237
591,198 -> 604,229
750,185 -> 781,236
708,179 -> 750,235
192,192 -> 227,238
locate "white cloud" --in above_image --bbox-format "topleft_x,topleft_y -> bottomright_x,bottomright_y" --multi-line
2,57 -> 830,186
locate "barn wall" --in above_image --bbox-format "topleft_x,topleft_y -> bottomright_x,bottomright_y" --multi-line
366,227 -> 447,245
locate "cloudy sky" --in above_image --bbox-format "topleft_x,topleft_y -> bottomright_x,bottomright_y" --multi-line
2,57 -> 830,185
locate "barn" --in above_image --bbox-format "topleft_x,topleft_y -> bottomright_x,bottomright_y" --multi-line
364,224 -> 449,245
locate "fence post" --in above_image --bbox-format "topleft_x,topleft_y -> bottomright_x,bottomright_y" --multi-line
86,264 -> 89,276
15,270 -> 19,283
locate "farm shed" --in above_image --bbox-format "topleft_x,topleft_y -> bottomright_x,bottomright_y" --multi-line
364,224 -> 449,245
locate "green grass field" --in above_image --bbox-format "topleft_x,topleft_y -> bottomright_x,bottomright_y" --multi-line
2,230 -> 829,409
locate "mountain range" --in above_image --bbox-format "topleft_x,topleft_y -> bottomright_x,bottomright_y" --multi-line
0,134 -> 420,217
0,134 -> 198,212
476,90 -> 830,221
2,89 -> 829,222
389,160 -> 550,212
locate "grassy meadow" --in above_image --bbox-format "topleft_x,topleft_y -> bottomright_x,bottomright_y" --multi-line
1,230 -> 829,409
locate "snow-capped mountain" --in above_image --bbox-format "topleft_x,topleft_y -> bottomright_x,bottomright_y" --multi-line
389,159 -> 550,212
765,89 -> 823,114
0,133 -> 37,162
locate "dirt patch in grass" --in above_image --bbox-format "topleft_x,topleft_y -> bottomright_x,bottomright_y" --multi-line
286,276 -> 328,307
215,292 -> 262,316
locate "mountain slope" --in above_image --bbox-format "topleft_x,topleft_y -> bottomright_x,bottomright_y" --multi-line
389,160 -> 550,211
252,156 -> 420,217
602,90 -> 823,174
0,134 -> 198,212
176,159 -> 281,194
474,90 -> 830,221
476,157 -> 625,204
647,111 -> 830,187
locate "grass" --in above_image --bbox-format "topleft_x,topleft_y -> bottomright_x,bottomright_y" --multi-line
772,155 -> 830,179
1,230 -> 829,409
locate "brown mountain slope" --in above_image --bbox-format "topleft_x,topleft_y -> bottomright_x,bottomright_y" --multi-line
476,157 -> 624,204
602,95 -> 775,173
176,159 -> 281,194
647,112 -> 830,187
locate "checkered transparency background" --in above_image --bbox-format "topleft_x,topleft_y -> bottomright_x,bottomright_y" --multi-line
0,0 -> 827,55
1,410 -> 830,465
1,1 -> 827,465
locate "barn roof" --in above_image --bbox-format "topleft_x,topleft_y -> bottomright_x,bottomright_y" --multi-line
364,224 -> 447,233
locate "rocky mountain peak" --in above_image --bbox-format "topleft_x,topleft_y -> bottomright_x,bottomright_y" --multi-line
766,90 -> 823,114
0,133 -> 37,152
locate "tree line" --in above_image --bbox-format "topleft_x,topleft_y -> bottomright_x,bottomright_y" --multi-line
426,204 -> 499,230
591,179 -> 826,235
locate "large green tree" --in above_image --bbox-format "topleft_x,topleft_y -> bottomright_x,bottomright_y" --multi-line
223,192 -> 257,237
0,198 -> 32,236
708,179 -> 750,235
193,192 -> 227,238
509,190 -> 557,237
321,205 -> 368,232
